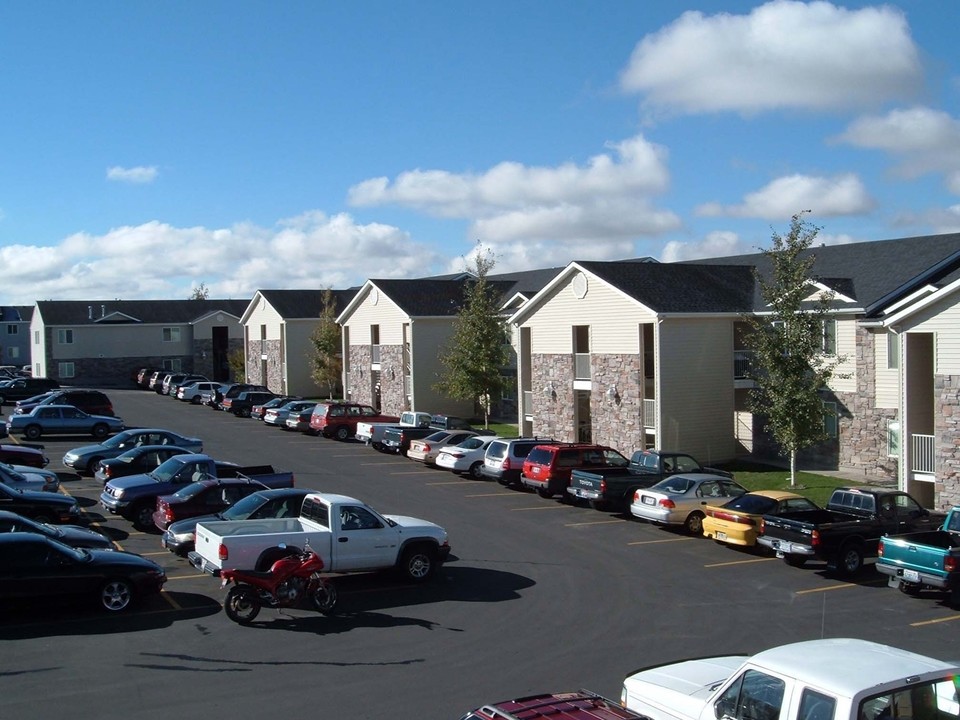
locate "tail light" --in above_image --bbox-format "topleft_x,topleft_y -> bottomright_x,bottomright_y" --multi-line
877,541 -> 885,558
945,556 -> 956,573
759,518 -> 765,534
633,489 -> 642,501
502,457 -> 513,470
659,498 -> 676,509
422,444 -> 431,453
219,543 -> 229,561
810,529 -> 820,547
600,479 -> 607,493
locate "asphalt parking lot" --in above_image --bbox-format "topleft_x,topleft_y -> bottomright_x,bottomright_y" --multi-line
2,389 -> 958,720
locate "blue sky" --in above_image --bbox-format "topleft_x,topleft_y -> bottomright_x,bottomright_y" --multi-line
1,1 -> 959,304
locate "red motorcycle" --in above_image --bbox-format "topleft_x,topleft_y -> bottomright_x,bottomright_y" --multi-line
220,544 -> 338,624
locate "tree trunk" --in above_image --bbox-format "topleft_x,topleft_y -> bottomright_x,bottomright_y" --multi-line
789,449 -> 797,487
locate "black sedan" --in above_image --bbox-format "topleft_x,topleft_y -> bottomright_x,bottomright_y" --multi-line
0,532 -> 166,611
0,510 -> 114,549
94,445 -> 193,485
161,487 -> 314,556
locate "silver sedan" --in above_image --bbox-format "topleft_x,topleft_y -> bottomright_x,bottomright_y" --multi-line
629,473 -> 747,535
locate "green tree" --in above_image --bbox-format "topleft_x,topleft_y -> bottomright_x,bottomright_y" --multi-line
190,283 -> 210,300
227,347 -> 246,382
309,288 -> 342,400
435,244 -> 509,428
744,213 -> 847,487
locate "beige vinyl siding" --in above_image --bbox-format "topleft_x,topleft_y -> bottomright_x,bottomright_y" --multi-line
49,323 -> 192,359
874,329 -> 899,409
409,318 -> 472,416
522,273 -> 652,354
827,316 -> 857,393
244,299 -> 283,339
898,290 -> 960,374
344,289 -> 407,345
656,317 -> 735,463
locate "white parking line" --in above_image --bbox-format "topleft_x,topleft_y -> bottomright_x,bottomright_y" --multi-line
510,504 -> 568,511
627,536 -> 694,545
703,557 -> 777,568
565,519 -> 623,527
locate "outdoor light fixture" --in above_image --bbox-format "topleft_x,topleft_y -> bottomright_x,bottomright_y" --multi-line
606,385 -> 618,402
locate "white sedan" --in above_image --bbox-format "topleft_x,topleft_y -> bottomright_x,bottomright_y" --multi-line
436,436 -> 501,479
406,430 -> 478,466
629,473 -> 747,535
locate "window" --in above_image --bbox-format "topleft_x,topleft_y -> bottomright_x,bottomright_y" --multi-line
886,332 -> 899,369
715,670 -> 786,720
887,420 -> 900,457
6,324 -> 17,335
34,330 -> 40,344
162,358 -> 182,372
823,401 -> 838,438
57,329 -> 74,344
162,327 -> 181,343
8,347 -> 18,359
798,690 -> 836,720
821,319 -> 837,355
58,362 -> 75,378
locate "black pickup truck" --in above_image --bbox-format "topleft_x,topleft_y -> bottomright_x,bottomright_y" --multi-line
756,486 -> 945,576
567,450 -> 732,511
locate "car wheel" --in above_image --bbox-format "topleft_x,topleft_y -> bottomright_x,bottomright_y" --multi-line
132,503 -> 155,532
783,555 -> 807,568
684,511 -> 705,535
536,488 -> 552,499
399,544 -> 437,581
836,543 -> 864,576
91,423 -> 109,439
468,462 -> 484,480
24,424 -> 42,440
334,426 -> 350,441
100,578 -> 134,612
85,456 -> 104,475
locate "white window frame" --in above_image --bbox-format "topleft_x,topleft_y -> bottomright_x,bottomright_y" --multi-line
57,329 -> 74,344
162,327 -> 181,343
59,361 -> 75,378
887,419 -> 900,458
886,332 -> 899,370
821,319 -> 837,355
6,324 -> 17,335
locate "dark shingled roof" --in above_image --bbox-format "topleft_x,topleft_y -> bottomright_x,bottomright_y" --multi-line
257,288 -> 359,319
575,261 -> 757,313
682,232 -> 960,314
34,299 -> 252,325
370,267 -> 562,316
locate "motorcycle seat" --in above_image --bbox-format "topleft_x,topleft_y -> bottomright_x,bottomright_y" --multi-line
230,569 -> 276,580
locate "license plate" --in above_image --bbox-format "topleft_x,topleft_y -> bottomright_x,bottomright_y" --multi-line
902,569 -> 920,583
531,467 -> 540,474
716,531 -> 727,540
642,496 -> 654,505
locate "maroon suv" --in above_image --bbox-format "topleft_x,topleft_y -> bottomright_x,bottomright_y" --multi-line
521,442 -> 630,498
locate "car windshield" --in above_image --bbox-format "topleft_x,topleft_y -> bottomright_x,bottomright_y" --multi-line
458,437 -> 487,450
98,431 -> 135,450
653,476 -> 695,494
424,431 -> 451,442
222,492 -> 270,519
0,463 -> 28,482
150,457 -> 187,482
726,494 -> 779,514
170,483 -> 210,500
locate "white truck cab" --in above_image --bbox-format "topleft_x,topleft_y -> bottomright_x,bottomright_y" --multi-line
622,639 -> 960,720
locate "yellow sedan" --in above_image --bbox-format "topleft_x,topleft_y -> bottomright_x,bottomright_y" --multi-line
702,490 -> 819,547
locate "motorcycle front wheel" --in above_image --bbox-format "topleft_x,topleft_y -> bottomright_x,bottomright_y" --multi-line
224,585 -> 261,624
310,579 -> 338,615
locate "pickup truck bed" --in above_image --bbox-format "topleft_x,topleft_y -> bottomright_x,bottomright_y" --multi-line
876,507 -> 960,606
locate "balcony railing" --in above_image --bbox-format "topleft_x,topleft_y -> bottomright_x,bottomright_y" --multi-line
911,434 -> 935,474
574,353 -> 590,380
734,350 -> 753,379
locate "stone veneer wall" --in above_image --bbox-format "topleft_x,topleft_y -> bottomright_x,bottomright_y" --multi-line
590,353 -> 644,451
378,345 -> 407,414
835,326 -> 898,480
348,345 -> 372,405
531,353 -> 576,442
935,374 -> 960,508
245,339 -> 284,391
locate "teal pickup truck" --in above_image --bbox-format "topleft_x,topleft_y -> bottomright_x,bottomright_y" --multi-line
876,505 -> 960,607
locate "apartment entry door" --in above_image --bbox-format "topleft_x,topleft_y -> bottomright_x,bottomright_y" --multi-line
575,390 -> 592,443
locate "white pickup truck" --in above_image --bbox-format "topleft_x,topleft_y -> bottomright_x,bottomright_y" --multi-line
188,492 -> 450,581
621,638 -> 960,720
355,410 -> 432,449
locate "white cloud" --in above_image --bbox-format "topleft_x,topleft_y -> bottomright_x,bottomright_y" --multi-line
348,134 -> 680,246
0,213 -> 441,304
696,173 -> 874,219
620,0 -> 922,116
661,231 -> 749,262
892,206 -> 960,235
836,107 -> 960,193
106,166 -> 159,184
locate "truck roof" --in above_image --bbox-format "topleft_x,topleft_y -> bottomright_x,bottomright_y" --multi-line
748,639 -> 957,696
304,492 -> 361,505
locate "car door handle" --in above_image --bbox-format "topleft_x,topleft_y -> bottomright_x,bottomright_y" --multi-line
338,537 -> 348,542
